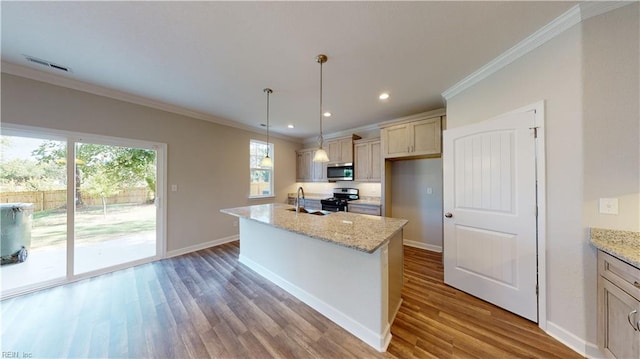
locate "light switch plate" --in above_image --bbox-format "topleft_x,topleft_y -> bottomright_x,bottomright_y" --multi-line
599,198 -> 619,215
171,184 -> 178,192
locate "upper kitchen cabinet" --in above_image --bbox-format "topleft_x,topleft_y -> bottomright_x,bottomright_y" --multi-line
296,148 -> 326,182
354,137 -> 381,182
325,135 -> 361,164
380,109 -> 445,160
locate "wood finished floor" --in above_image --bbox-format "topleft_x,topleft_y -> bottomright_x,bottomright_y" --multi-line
1,242 -> 583,358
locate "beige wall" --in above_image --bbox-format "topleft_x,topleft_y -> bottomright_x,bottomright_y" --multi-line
1,73 -> 301,252
445,3 -> 639,352
391,159 -> 443,250
583,4 -> 640,231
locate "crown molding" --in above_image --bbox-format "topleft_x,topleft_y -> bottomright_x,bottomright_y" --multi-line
442,1 -> 635,102
1,61 -> 301,143
579,1 -> 634,21
302,122 -> 380,145
442,4 -> 582,101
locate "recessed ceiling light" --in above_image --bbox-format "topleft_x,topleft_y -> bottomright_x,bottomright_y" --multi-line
323,112 -> 332,117
379,93 -> 390,100
287,124 -> 294,129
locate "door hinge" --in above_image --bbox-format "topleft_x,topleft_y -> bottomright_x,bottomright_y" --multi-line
536,284 -> 539,295
535,206 -> 538,217
529,127 -> 539,138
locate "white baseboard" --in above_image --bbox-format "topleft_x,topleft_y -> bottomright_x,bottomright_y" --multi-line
165,235 -> 238,258
239,254 -> 389,352
546,321 -> 603,358
586,342 -> 604,359
403,239 -> 442,253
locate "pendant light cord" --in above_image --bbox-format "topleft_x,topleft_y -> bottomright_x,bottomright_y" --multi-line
319,60 -> 323,148
266,90 -> 270,156
263,88 -> 272,158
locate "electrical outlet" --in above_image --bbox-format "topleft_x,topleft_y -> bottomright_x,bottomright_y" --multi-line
426,187 -> 433,195
599,198 -> 619,215
171,184 -> 178,192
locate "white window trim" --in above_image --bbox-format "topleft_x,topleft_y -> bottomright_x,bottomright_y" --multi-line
249,139 -> 274,199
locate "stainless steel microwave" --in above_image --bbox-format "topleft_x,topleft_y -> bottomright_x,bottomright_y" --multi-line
327,163 -> 354,181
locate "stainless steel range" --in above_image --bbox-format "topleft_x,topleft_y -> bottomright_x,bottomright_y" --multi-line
321,188 -> 359,212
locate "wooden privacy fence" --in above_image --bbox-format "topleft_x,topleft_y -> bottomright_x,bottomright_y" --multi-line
0,187 -> 151,212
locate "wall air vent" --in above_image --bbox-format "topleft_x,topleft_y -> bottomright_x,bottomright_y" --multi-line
24,55 -> 71,72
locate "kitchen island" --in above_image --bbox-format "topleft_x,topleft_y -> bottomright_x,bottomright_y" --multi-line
221,203 -> 407,351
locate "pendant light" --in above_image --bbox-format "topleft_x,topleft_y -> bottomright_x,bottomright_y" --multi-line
312,54 -> 330,162
260,88 -> 274,168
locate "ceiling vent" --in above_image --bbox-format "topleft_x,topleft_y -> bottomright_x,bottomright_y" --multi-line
24,55 -> 71,72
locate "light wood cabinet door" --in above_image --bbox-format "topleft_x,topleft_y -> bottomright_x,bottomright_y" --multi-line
327,140 -> 341,164
311,153 -> 326,182
381,116 -> 442,159
354,142 -> 369,181
348,204 -> 381,216
383,124 -> 410,158
370,140 -> 381,182
297,149 -> 328,182
599,277 -> 640,359
411,117 -> 441,156
598,251 -> 640,359
296,152 -> 307,181
340,137 -> 354,163
354,138 -> 381,182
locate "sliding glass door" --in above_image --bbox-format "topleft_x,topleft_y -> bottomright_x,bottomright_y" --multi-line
73,141 -> 158,274
0,134 -> 68,293
0,126 -> 165,297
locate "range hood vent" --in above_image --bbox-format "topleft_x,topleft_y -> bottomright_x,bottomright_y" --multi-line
24,55 -> 71,72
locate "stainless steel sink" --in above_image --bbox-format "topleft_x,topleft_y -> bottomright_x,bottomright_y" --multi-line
286,208 -> 331,216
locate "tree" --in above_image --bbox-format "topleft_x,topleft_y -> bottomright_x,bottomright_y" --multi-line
82,165 -> 121,218
32,142 -> 157,209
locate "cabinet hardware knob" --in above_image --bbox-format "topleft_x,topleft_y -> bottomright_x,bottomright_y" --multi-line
445,212 -> 453,218
634,281 -> 640,289
628,309 -> 639,331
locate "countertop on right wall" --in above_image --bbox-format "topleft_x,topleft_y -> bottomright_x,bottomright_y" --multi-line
590,228 -> 640,268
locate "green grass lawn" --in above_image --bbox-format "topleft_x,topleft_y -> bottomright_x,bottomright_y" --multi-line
31,203 -> 156,249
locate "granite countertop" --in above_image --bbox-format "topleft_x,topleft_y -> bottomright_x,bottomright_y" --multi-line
221,203 -> 407,253
590,228 -> 640,268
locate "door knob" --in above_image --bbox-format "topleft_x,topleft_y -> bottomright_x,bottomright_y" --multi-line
445,212 -> 453,218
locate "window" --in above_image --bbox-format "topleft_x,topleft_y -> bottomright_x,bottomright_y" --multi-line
249,139 -> 274,198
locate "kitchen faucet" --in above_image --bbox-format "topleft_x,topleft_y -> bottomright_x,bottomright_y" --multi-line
296,187 -> 305,213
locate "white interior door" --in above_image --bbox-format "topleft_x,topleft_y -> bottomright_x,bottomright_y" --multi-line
443,110 -> 538,322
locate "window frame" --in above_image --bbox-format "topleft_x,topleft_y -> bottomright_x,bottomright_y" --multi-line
249,139 -> 274,199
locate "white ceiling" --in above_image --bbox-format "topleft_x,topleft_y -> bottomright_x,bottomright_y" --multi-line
1,1 -> 576,140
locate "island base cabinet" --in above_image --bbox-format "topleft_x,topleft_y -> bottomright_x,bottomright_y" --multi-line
237,218 -> 402,352
597,251 -> 640,359
598,279 -> 640,359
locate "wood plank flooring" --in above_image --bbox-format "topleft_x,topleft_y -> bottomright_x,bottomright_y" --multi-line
1,242 -> 583,358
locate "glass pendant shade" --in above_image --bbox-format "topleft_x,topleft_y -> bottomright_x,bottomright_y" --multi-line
313,148 -> 329,162
260,155 -> 273,167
